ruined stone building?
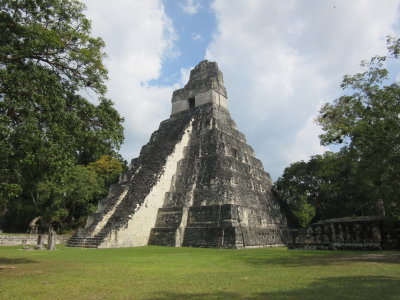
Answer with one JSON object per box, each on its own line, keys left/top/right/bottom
{"left": 67, "top": 60, "right": 290, "bottom": 248}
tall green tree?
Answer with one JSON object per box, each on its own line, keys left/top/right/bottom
{"left": 0, "top": 0, "right": 124, "bottom": 231}
{"left": 317, "top": 37, "right": 400, "bottom": 219}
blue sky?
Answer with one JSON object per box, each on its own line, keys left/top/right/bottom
{"left": 83, "top": 0, "right": 400, "bottom": 180}
{"left": 151, "top": 0, "right": 216, "bottom": 85}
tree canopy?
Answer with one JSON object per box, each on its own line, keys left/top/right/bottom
{"left": 0, "top": 0, "right": 125, "bottom": 232}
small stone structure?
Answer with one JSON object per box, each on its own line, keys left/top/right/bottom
{"left": 289, "top": 216, "right": 400, "bottom": 250}
{"left": 170, "top": 61, "right": 228, "bottom": 114}
{"left": 67, "top": 60, "right": 291, "bottom": 249}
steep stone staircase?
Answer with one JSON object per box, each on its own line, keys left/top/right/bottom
{"left": 66, "top": 229, "right": 108, "bottom": 248}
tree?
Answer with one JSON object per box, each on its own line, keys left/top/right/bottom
{"left": 36, "top": 165, "right": 106, "bottom": 230}
{"left": 0, "top": 0, "right": 124, "bottom": 231}
{"left": 317, "top": 37, "right": 400, "bottom": 219}
{"left": 290, "top": 193, "right": 315, "bottom": 228}
{"left": 11, "top": 155, "right": 125, "bottom": 232}
{"left": 87, "top": 155, "right": 125, "bottom": 185}
{"left": 275, "top": 151, "right": 368, "bottom": 226}
{"left": 1, "top": 0, "right": 107, "bottom": 93}
{"left": 274, "top": 159, "right": 319, "bottom": 225}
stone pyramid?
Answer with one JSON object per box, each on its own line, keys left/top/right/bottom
{"left": 67, "top": 60, "right": 290, "bottom": 249}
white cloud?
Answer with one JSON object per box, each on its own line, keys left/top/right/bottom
{"left": 181, "top": 0, "right": 202, "bottom": 15}
{"left": 207, "top": 0, "right": 400, "bottom": 179}
{"left": 178, "top": 67, "right": 192, "bottom": 87}
{"left": 283, "top": 112, "right": 327, "bottom": 163}
{"left": 192, "top": 33, "right": 202, "bottom": 41}
{"left": 83, "top": 0, "right": 179, "bottom": 162}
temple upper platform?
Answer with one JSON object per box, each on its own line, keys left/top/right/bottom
{"left": 171, "top": 60, "right": 228, "bottom": 115}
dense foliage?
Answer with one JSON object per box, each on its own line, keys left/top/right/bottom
{"left": 276, "top": 151, "right": 364, "bottom": 227}
{"left": 33, "top": 159, "right": 126, "bottom": 230}
{"left": 0, "top": 0, "right": 125, "bottom": 232}
{"left": 276, "top": 37, "right": 400, "bottom": 226}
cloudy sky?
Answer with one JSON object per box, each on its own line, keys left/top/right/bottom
{"left": 83, "top": 0, "right": 400, "bottom": 180}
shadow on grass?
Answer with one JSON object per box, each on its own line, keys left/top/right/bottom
{"left": 237, "top": 252, "right": 400, "bottom": 268}
{"left": 145, "top": 276, "right": 399, "bottom": 300}
{"left": 0, "top": 257, "right": 38, "bottom": 265}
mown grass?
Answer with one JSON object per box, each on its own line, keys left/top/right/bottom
{"left": 0, "top": 245, "right": 399, "bottom": 299}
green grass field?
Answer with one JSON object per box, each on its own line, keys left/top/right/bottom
{"left": 0, "top": 245, "right": 399, "bottom": 299}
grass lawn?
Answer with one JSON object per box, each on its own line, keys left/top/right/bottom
{"left": 0, "top": 245, "right": 399, "bottom": 299}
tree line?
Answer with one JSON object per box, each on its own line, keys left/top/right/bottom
{"left": 275, "top": 37, "right": 400, "bottom": 227}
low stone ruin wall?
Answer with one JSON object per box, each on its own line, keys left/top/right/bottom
{"left": 289, "top": 216, "right": 400, "bottom": 250}
{"left": 0, "top": 234, "right": 71, "bottom": 246}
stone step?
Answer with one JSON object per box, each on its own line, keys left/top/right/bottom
{"left": 68, "top": 235, "right": 107, "bottom": 240}
{"left": 68, "top": 237, "right": 103, "bottom": 242}
{"left": 66, "top": 244, "right": 99, "bottom": 248}
{"left": 66, "top": 243, "right": 99, "bottom": 247}
{"left": 66, "top": 234, "right": 107, "bottom": 248}
{"left": 67, "top": 239, "right": 104, "bottom": 244}
{"left": 67, "top": 240, "right": 102, "bottom": 245}
{"left": 66, "top": 244, "right": 100, "bottom": 248}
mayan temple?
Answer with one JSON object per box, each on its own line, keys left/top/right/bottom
{"left": 67, "top": 60, "right": 291, "bottom": 249}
